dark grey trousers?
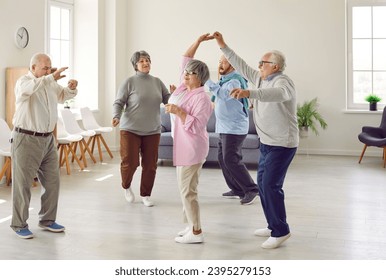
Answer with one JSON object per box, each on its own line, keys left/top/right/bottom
{"left": 218, "top": 133, "right": 259, "bottom": 196}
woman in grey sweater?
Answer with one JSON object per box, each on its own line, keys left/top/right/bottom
{"left": 112, "top": 51, "right": 171, "bottom": 207}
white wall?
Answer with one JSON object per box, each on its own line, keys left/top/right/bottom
{"left": 1, "top": 0, "right": 384, "bottom": 167}
{"left": 0, "top": 0, "right": 46, "bottom": 119}
{"left": 73, "top": 0, "right": 99, "bottom": 110}
{"left": 120, "top": 0, "right": 383, "bottom": 156}
{"left": 0, "top": 0, "right": 46, "bottom": 182}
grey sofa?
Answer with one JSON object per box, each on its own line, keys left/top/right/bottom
{"left": 159, "top": 107, "right": 260, "bottom": 165}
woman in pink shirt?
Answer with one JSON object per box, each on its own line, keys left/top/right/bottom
{"left": 165, "top": 34, "right": 213, "bottom": 244}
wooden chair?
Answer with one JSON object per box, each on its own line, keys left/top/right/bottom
{"left": 80, "top": 107, "right": 113, "bottom": 162}
{"left": 0, "top": 118, "right": 12, "bottom": 186}
{"left": 60, "top": 109, "right": 97, "bottom": 167}
{"left": 57, "top": 118, "right": 85, "bottom": 175}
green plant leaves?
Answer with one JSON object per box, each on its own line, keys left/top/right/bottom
{"left": 297, "top": 97, "right": 327, "bottom": 136}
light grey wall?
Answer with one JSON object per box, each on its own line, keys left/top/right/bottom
{"left": 121, "top": 0, "right": 383, "bottom": 156}
{"left": 0, "top": 0, "right": 46, "bottom": 118}
{"left": 0, "top": 0, "right": 383, "bottom": 161}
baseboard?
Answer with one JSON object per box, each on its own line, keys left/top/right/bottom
{"left": 296, "top": 148, "right": 383, "bottom": 157}
{"left": 109, "top": 145, "right": 383, "bottom": 158}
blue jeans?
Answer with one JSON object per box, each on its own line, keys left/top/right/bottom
{"left": 258, "top": 143, "right": 297, "bottom": 237}
{"left": 218, "top": 134, "right": 258, "bottom": 197}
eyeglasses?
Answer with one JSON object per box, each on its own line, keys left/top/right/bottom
{"left": 184, "top": 70, "right": 197, "bottom": 75}
{"left": 258, "top": 61, "right": 275, "bottom": 67}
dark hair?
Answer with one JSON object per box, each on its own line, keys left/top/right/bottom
{"left": 130, "top": 50, "right": 151, "bottom": 71}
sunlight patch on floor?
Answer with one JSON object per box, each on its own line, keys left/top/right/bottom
{"left": 0, "top": 207, "right": 33, "bottom": 224}
{"left": 95, "top": 174, "right": 114, "bottom": 181}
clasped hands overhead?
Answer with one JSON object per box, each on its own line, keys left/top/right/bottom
{"left": 195, "top": 32, "right": 251, "bottom": 100}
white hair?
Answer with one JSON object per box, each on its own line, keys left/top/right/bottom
{"left": 29, "top": 53, "right": 51, "bottom": 69}
{"left": 269, "top": 50, "right": 286, "bottom": 71}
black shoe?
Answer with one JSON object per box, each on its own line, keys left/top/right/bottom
{"left": 240, "top": 192, "right": 259, "bottom": 205}
{"left": 222, "top": 190, "right": 242, "bottom": 199}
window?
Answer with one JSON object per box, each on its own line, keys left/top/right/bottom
{"left": 47, "top": 0, "right": 73, "bottom": 89}
{"left": 347, "top": 0, "right": 386, "bottom": 110}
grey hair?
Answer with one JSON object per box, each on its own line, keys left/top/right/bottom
{"left": 130, "top": 50, "right": 151, "bottom": 71}
{"left": 185, "top": 59, "right": 210, "bottom": 86}
{"left": 269, "top": 50, "right": 286, "bottom": 71}
{"left": 30, "top": 53, "right": 50, "bottom": 69}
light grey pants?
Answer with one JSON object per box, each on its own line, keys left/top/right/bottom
{"left": 10, "top": 131, "right": 60, "bottom": 231}
{"left": 176, "top": 162, "right": 204, "bottom": 231}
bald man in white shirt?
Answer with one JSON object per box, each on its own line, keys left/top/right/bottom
{"left": 10, "top": 53, "right": 78, "bottom": 239}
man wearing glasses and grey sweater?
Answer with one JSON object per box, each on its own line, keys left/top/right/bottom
{"left": 211, "top": 31, "right": 298, "bottom": 249}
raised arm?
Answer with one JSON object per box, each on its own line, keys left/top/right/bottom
{"left": 184, "top": 33, "right": 214, "bottom": 58}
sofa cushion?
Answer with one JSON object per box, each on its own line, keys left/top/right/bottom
{"left": 160, "top": 107, "right": 171, "bottom": 132}
{"left": 159, "top": 132, "right": 173, "bottom": 146}
{"left": 243, "top": 134, "right": 260, "bottom": 149}
{"left": 208, "top": 133, "right": 259, "bottom": 149}
{"left": 248, "top": 111, "right": 257, "bottom": 134}
{"left": 208, "top": 132, "right": 219, "bottom": 147}
{"left": 206, "top": 111, "right": 216, "bottom": 132}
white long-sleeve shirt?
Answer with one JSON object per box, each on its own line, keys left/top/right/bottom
{"left": 13, "top": 71, "right": 77, "bottom": 133}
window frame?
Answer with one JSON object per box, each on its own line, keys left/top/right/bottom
{"left": 46, "top": 0, "right": 74, "bottom": 85}
{"left": 346, "top": 0, "right": 386, "bottom": 110}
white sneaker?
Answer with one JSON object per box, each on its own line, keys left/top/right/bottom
{"left": 124, "top": 188, "right": 135, "bottom": 203}
{"left": 254, "top": 228, "right": 272, "bottom": 237}
{"left": 177, "top": 226, "right": 190, "bottom": 237}
{"left": 175, "top": 231, "right": 204, "bottom": 244}
{"left": 261, "top": 233, "right": 291, "bottom": 249}
{"left": 141, "top": 196, "right": 154, "bottom": 207}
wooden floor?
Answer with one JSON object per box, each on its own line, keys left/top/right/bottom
{"left": 0, "top": 152, "right": 386, "bottom": 260}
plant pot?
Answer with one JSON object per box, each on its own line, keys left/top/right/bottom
{"left": 299, "top": 126, "right": 309, "bottom": 138}
{"left": 369, "top": 102, "right": 377, "bottom": 111}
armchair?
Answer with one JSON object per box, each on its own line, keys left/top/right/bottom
{"left": 358, "top": 106, "right": 386, "bottom": 167}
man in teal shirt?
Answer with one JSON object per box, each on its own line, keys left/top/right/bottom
{"left": 206, "top": 55, "right": 259, "bottom": 205}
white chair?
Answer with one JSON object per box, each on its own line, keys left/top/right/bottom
{"left": 80, "top": 107, "right": 114, "bottom": 162}
{"left": 56, "top": 118, "right": 84, "bottom": 175}
{"left": 0, "top": 118, "right": 12, "bottom": 186}
{"left": 60, "top": 109, "right": 97, "bottom": 167}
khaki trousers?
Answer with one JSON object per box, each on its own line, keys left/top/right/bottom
{"left": 11, "top": 132, "right": 60, "bottom": 231}
{"left": 176, "top": 162, "right": 204, "bottom": 231}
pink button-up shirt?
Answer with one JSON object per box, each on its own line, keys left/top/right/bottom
{"left": 169, "top": 56, "right": 213, "bottom": 166}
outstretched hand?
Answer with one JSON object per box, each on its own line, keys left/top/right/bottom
{"left": 230, "top": 88, "right": 250, "bottom": 99}
{"left": 52, "top": 67, "right": 68, "bottom": 81}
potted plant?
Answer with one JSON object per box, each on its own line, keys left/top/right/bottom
{"left": 297, "top": 97, "right": 327, "bottom": 138}
{"left": 365, "top": 94, "right": 382, "bottom": 111}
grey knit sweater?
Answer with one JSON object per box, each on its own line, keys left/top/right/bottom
{"left": 113, "top": 72, "right": 170, "bottom": 135}
{"left": 221, "top": 46, "right": 299, "bottom": 148}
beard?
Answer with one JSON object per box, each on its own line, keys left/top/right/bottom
{"left": 219, "top": 65, "right": 233, "bottom": 75}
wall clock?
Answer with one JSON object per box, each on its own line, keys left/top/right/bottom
{"left": 15, "top": 27, "right": 29, "bottom": 49}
